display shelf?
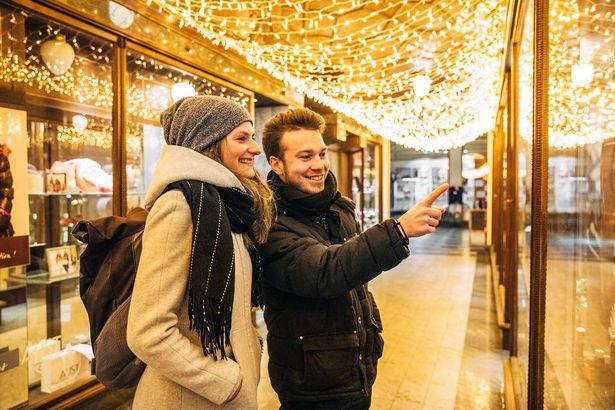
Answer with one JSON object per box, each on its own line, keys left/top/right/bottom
{"left": 28, "top": 192, "right": 113, "bottom": 197}
{"left": 27, "top": 375, "right": 102, "bottom": 410}
{"left": 6, "top": 271, "right": 80, "bottom": 286}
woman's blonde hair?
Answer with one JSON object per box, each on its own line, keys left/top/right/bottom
{"left": 202, "top": 141, "right": 275, "bottom": 244}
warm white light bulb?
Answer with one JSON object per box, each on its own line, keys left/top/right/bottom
{"left": 171, "top": 82, "right": 196, "bottom": 102}
{"left": 72, "top": 114, "right": 88, "bottom": 132}
{"left": 413, "top": 75, "right": 431, "bottom": 97}
{"left": 571, "top": 63, "right": 594, "bottom": 87}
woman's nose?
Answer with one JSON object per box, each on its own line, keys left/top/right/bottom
{"left": 249, "top": 139, "right": 262, "bottom": 155}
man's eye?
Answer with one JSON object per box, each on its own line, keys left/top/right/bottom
{"left": 301, "top": 155, "right": 311, "bottom": 160}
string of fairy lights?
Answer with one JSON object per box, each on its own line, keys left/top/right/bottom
{"left": 518, "top": 0, "right": 614, "bottom": 149}
{"left": 145, "top": 0, "right": 508, "bottom": 150}
{"left": 1, "top": 2, "right": 613, "bottom": 150}
{"left": 0, "top": 9, "right": 250, "bottom": 136}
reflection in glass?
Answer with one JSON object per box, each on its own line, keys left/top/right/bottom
{"left": 543, "top": 0, "right": 614, "bottom": 407}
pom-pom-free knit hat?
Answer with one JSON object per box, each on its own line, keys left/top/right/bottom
{"left": 160, "top": 95, "right": 253, "bottom": 152}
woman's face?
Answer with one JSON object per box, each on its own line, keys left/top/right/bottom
{"left": 220, "top": 121, "right": 262, "bottom": 178}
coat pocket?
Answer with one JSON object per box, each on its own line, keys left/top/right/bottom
{"left": 300, "top": 333, "right": 359, "bottom": 392}
{"left": 371, "top": 318, "right": 384, "bottom": 360}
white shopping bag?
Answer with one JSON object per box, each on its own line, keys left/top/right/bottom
{"left": 27, "top": 339, "right": 61, "bottom": 385}
{"left": 40, "top": 349, "right": 89, "bottom": 393}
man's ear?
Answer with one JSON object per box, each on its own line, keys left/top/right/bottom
{"left": 269, "top": 156, "right": 284, "bottom": 176}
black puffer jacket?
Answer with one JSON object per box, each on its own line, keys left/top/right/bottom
{"left": 261, "top": 195, "right": 409, "bottom": 402}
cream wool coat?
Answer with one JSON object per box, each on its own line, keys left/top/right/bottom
{"left": 127, "top": 145, "right": 261, "bottom": 409}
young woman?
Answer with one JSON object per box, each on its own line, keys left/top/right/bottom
{"left": 127, "top": 96, "right": 273, "bottom": 409}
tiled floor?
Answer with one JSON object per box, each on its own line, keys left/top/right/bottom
{"left": 258, "top": 228, "right": 506, "bottom": 409}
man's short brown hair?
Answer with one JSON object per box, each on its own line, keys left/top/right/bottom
{"left": 262, "top": 108, "right": 326, "bottom": 160}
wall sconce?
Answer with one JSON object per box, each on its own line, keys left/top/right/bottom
{"left": 40, "top": 34, "right": 75, "bottom": 76}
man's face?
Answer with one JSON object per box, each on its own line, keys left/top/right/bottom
{"left": 270, "top": 129, "right": 330, "bottom": 194}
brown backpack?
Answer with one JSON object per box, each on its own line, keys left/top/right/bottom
{"left": 72, "top": 183, "right": 185, "bottom": 389}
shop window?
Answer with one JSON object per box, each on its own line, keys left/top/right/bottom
{"left": 0, "top": 4, "right": 114, "bottom": 406}
{"left": 125, "top": 50, "right": 251, "bottom": 210}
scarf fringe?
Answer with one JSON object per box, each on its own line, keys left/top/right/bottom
{"left": 189, "top": 291, "right": 233, "bottom": 361}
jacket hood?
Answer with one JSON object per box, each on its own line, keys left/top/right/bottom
{"left": 144, "top": 145, "right": 244, "bottom": 210}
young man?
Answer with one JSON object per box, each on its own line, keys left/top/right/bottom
{"left": 261, "top": 108, "right": 447, "bottom": 410}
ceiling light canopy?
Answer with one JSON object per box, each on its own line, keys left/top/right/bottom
{"left": 146, "top": 0, "right": 508, "bottom": 151}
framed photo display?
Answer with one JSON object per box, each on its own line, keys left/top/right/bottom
{"left": 45, "top": 245, "right": 79, "bottom": 277}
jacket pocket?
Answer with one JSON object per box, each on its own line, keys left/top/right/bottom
{"left": 300, "top": 333, "right": 359, "bottom": 392}
{"left": 371, "top": 318, "right": 384, "bottom": 360}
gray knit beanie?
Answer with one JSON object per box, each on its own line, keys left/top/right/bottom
{"left": 160, "top": 95, "right": 253, "bottom": 152}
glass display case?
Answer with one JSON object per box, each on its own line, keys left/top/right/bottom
{"left": 0, "top": 5, "right": 115, "bottom": 404}
{"left": 350, "top": 140, "right": 383, "bottom": 230}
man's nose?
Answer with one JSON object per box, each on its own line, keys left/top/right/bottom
{"left": 311, "top": 156, "right": 325, "bottom": 170}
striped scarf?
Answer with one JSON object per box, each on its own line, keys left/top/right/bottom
{"left": 171, "top": 180, "right": 260, "bottom": 360}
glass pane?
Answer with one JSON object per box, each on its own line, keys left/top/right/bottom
{"left": 544, "top": 0, "right": 615, "bottom": 407}
{"left": 125, "top": 50, "right": 252, "bottom": 210}
{"left": 363, "top": 143, "right": 379, "bottom": 229}
{"left": 0, "top": 4, "right": 113, "bottom": 401}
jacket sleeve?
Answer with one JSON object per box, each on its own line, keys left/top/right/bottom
{"left": 127, "top": 191, "right": 241, "bottom": 405}
{"left": 262, "top": 218, "right": 409, "bottom": 299}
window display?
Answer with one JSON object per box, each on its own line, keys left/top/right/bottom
{"left": 0, "top": 4, "right": 113, "bottom": 405}
{"left": 505, "top": 0, "right": 615, "bottom": 407}
{"left": 125, "top": 49, "right": 252, "bottom": 211}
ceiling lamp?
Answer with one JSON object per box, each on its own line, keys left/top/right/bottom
{"left": 412, "top": 75, "right": 432, "bottom": 97}
{"left": 109, "top": 1, "right": 135, "bottom": 29}
{"left": 171, "top": 82, "right": 196, "bottom": 102}
{"left": 571, "top": 63, "right": 594, "bottom": 87}
{"left": 40, "top": 34, "right": 75, "bottom": 76}
{"left": 71, "top": 114, "right": 88, "bottom": 132}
